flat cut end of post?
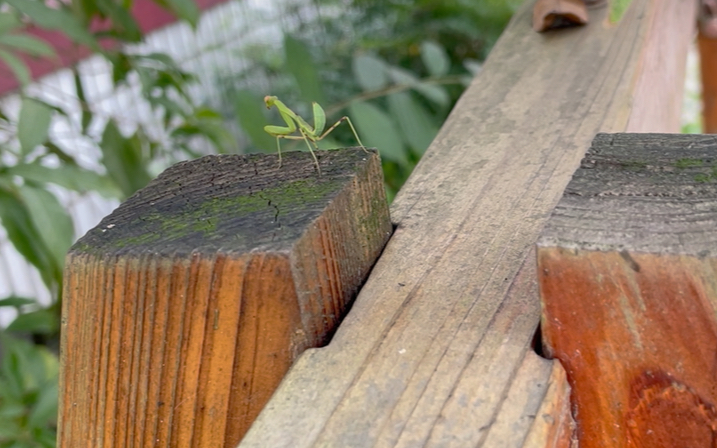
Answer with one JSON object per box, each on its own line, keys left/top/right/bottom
{"left": 70, "top": 148, "right": 384, "bottom": 257}
{"left": 538, "top": 133, "right": 717, "bottom": 256}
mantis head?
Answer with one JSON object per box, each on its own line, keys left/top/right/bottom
{"left": 264, "top": 95, "right": 278, "bottom": 109}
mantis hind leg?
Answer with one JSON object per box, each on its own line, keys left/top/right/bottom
{"left": 300, "top": 130, "right": 322, "bottom": 175}
{"left": 344, "top": 116, "right": 368, "bottom": 153}
{"left": 319, "top": 117, "right": 368, "bottom": 153}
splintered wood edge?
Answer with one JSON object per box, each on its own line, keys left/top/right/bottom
{"left": 522, "top": 360, "right": 576, "bottom": 448}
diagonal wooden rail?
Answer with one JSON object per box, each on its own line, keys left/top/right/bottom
{"left": 238, "top": 0, "right": 697, "bottom": 446}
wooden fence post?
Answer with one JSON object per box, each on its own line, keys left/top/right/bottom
{"left": 538, "top": 133, "right": 717, "bottom": 447}
{"left": 58, "top": 149, "right": 391, "bottom": 447}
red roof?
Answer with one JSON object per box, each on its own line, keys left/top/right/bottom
{"left": 0, "top": 0, "right": 227, "bottom": 94}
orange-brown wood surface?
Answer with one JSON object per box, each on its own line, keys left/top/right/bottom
{"left": 58, "top": 149, "right": 391, "bottom": 447}
{"left": 538, "top": 133, "right": 717, "bottom": 447}
{"left": 699, "top": 31, "right": 717, "bottom": 133}
{"left": 539, "top": 250, "right": 717, "bottom": 446}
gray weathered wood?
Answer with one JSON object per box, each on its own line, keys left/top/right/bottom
{"left": 239, "top": 0, "right": 696, "bottom": 446}
{"left": 541, "top": 133, "right": 717, "bottom": 254}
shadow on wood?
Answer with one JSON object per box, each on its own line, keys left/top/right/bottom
{"left": 538, "top": 133, "right": 717, "bottom": 447}
{"left": 58, "top": 149, "right": 391, "bottom": 447}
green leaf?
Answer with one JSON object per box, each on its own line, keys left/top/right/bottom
{"left": 283, "top": 34, "right": 325, "bottom": 104}
{"left": 95, "top": 0, "right": 142, "bottom": 42}
{"left": 420, "top": 41, "right": 450, "bottom": 77}
{"left": 387, "top": 66, "right": 450, "bottom": 106}
{"left": 148, "top": 95, "right": 189, "bottom": 119}
{"left": 17, "top": 184, "right": 74, "bottom": 271}
{"left": 18, "top": 98, "right": 53, "bottom": 155}
{"left": 0, "top": 34, "right": 54, "bottom": 57}
{"left": 171, "top": 111, "right": 234, "bottom": 153}
{"left": 348, "top": 101, "right": 406, "bottom": 165}
{"left": 100, "top": 121, "right": 153, "bottom": 198}
{"left": 0, "top": 12, "right": 22, "bottom": 34}
{"left": 73, "top": 0, "right": 101, "bottom": 23}
{"left": 0, "top": 333, "right": 59, "bottom": 405}
{"left": 6, "top": 309, "right": 59, "bottom": 334}
{"left": 162, "top": 0, "right": 200, "bottom": 26}
{"left": 0, "top": 49, "right": 29, "bottom": 85}
{"left": 44, "top": 141, "right": 77, "bottom": 165}
{"left": 74, "top": 71, "right": 92, "bottom": 133}
{"left": 108, "top": 52, "right": 132, "bottom": 85}
{"left": 0, "top": 297, "right": 37, "bottom": 308}
{"left": 352, "top": 53, "right": 388, "bottom": 92}
{"left": 5, "top": 0, "right": 99, "bottom": 50}
{"left": 0, "top": 187, "right": 57, "bottom": 287}
{"left": 7, "top": 163, "right": 121, "bottom": 198}
{"left": 387, "top": 92, "right": 438, "bottom": 155}
{"left": 27, "top": 380, "right": 57, "bottom": 428}
{"left": 234, "top": 89, "right": 275, "bottom": 152}
{"left": 609, "top": 0, "right": 633, "bottom": 23}
{"left": 463, "top": 58, "right": 482, "bottom": 76}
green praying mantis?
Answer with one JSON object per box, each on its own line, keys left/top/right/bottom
{"left": 263, "top": 95, "right": 367, "bottom": 173}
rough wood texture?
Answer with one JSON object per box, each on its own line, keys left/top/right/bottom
{"left": 523, "top": 360, "right": 576, "bottom": 448}
{"left": 58, "top": 149, "right": 391, "bottom": 447}
{"left": 239, "top": 1, "right": 695, "bottom": 447}
{"left": 538, "top": 133, "right": 717, "bottom": 447}
{"left": 699, "top": 31, "right": 717, "bottom": 133}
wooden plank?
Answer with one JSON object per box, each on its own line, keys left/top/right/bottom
{"left": 698, "top": 31, "right": 717, "bottom": 133}
{"left": 522, "top": 360, "right": 576, "bottom": 448}
{"left": 239, "top": 1, "right": 696, "bottom": 446}
{"left": 481, "top": 352, "right": 562, "bottom": 447}
{"left": 538, "top": 133, "right": 717, "bottom": 447}
{"left": 58, "top": 149, "right": 391, "bottom": 448}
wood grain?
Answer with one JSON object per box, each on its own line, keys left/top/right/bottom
{"left": 239, "top": 1, "right": 696, "bottom": 447}
{"left": 523, "top": 360, "right": 576, "bottom": 448}
{"left": 58, "top": 149, "right": 391, "bottom": 447}
{"left": 538, "top": 133, "right": 717, "bottom": 447}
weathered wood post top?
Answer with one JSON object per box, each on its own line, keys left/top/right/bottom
{"left": 59, "top": 149, "right": 392, "bottom": 447}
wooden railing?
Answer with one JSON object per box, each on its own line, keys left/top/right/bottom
{"left": 59, "top": 0, "right": 715, "bottom": 446}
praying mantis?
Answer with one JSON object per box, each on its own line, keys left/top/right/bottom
{"left": 263, "top": 95, "right": 367, "bottom": 173}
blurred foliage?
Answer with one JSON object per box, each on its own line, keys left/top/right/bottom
{"left": 0, "top": 0, "right": 517, "bottom": 445}
{"left": 0, "top": 0, "right": 227, "bottom": 445}
{"left": 221, "top": 0, "right": 519, "bottom": 200}
{"left": 0, "top": 330, "right": 58, "bottom": 448}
